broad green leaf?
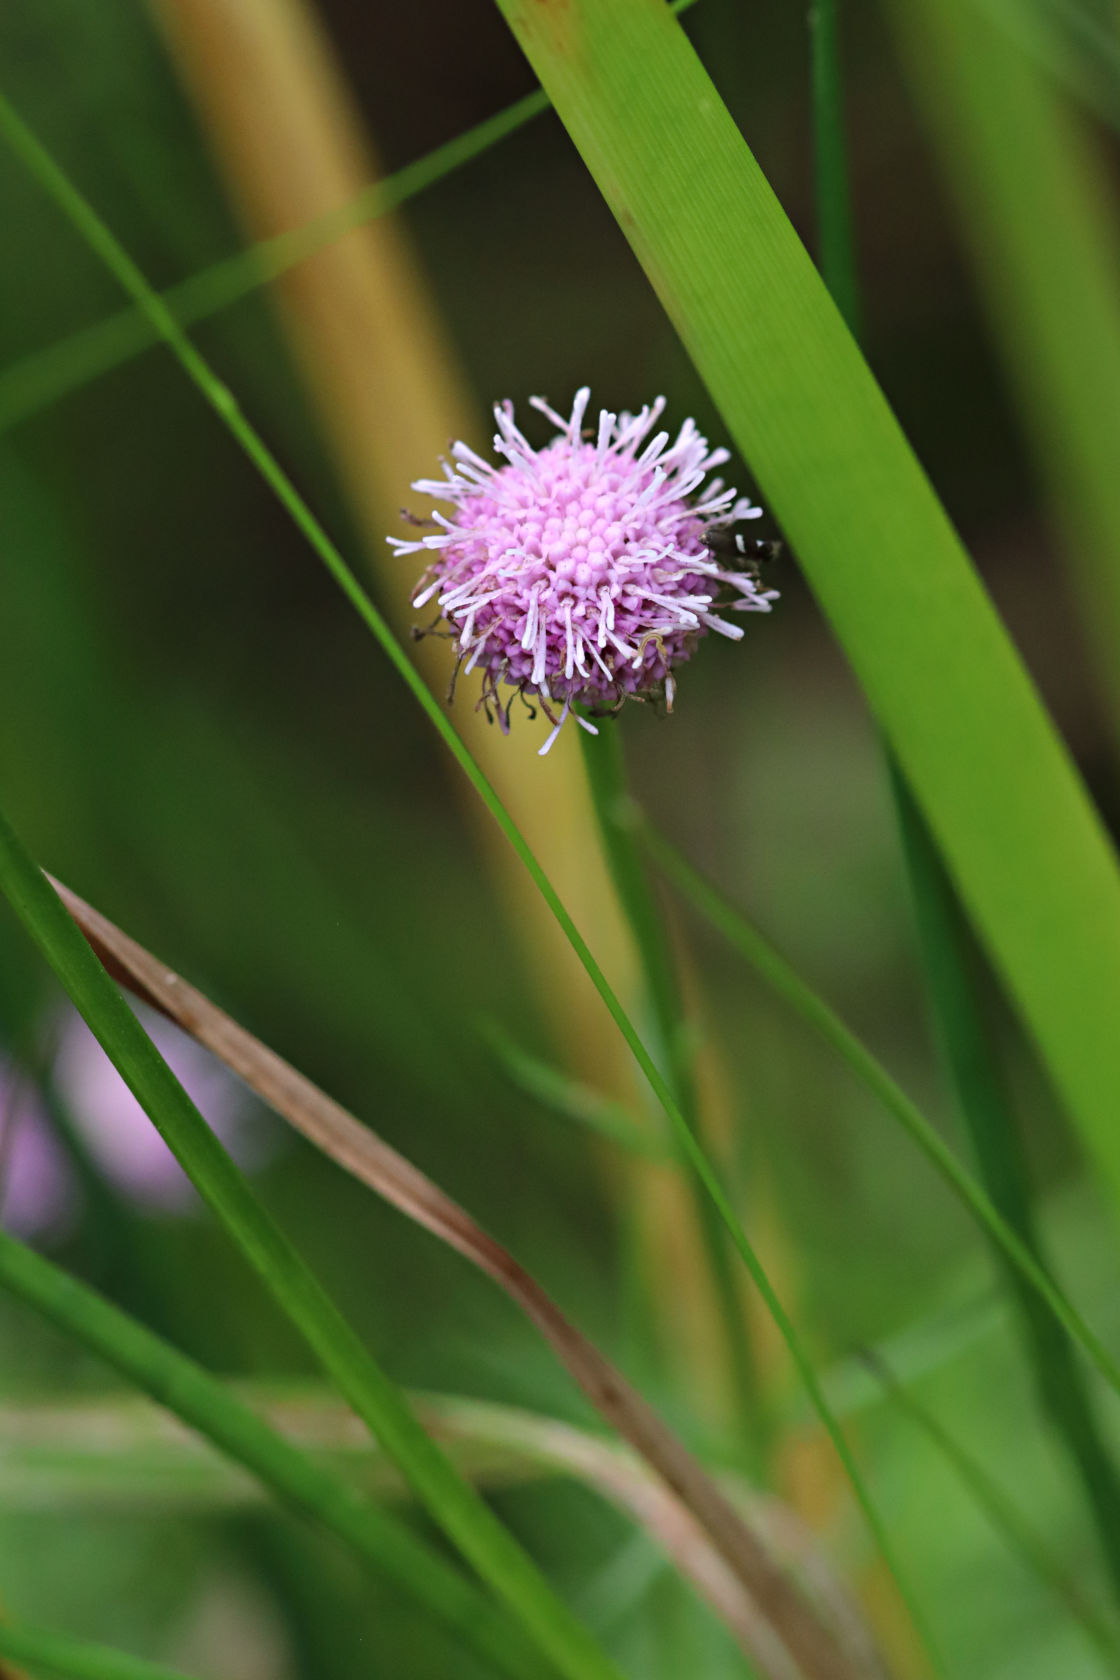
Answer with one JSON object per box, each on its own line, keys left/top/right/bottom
{"left": 809, "top": 0, "right": 1120, "bottom": 1608}
{"left": 490, "top": 0, "right": 1120, "bottom": 1232}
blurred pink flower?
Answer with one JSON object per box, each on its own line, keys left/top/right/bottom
{"left": 0, "top": 1005, "right": 278, "bottom": 1235}
{"left": 0, "top": 1064, "right": 76, "bottom": 1239}
{"left": 53, "top": 1005, "right": 276, "bottom": 1211}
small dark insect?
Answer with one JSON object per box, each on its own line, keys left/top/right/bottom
{"left": 702, "top": 521, "right": 782, "bottom": 566}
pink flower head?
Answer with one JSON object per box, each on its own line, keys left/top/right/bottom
{"left": 53, "top": 1006, "right": 276, "bottom": 1213}
{"left": 389, "top": 389, "right": 778, "bottom": 754}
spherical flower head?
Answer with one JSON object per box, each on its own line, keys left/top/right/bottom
{"left": 388, "top": 388, "right": 778, "bottom": 754}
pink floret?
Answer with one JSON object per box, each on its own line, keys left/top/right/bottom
{"left": 388, "top": 388, "right": 778, "bottom": 754}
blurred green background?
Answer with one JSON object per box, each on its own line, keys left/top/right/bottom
{"left": 2, "top": 0, "right": 1120, "bottom": 1675}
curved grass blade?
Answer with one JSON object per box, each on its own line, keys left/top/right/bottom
{"left": 860, "top": 1349, "right": 1120, "bottom": 1671}
{"left": 0, "top": 1226, "right": 539, "bottom": 1680}
{"left": 0, "top": 92, "right": 912, "bottom": 1672}
{"left": 477, "top": 1016, "right": 669, "bottom": 1159}
{"left": 51, "top": 872, "right": 871, "bottom": 1680}
{"left": 0, "top": 809, "right": 624, "bottom": 1680}
{"left": 0, "top": 1386, "right": 878, "bottom": 1680}
{"left": 642, "top": 823, "right": 1120, "bottom": 1402}
{"left": 0, "top": 1623, "right": 203, "bottom": 1680}
{"left": 489, "top": 0, "right": 1120, "bottom": 1241}
{"left": 809, "top": 0, "right": 1120, "bottom": 1612}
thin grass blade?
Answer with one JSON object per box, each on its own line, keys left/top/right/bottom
{"left": 579, "top": 726, "right": 765, "bottom": 1466}
{"left": 641, "top": 823, "right": 1120, "bottom": 1403}
{"left": 861, "top": 1349, "right": 1120, "bottom": 1671}
{"left": 0, "top": 1623, "right": 204, "bottom": 1680}
{"left": 478, "top": 1016, "right": 668, "bottom": 1159}
{"left": 0, "top": 91, "right": 544, "bottom": 431}
{"left": 0, "top": 0, "right": 694, "bottom": 434}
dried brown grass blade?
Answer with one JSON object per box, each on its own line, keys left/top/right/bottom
{"left": 51, "top": 874, "right": 881, "bottom": 1680}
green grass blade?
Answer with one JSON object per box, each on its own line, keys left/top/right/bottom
{"left": 0, "top": 805, "right": 624, "bottom": 1680}
{"left": 892, "top": 762, "right": 1120, "bottom": 1603}
{"left": 579, "top": 725, "right": 766, "bottom": 1468}
{"left": 0, "top": 93, "right": 919, "bottom": 1655}
{"left": 477, "top": 1016, "right": 669, "bottom": 1159}
{"left": 884, "top": 0, "right": 1120, "bottom": 734}
{"left": 0, "top": 1226, "right": 539, "bottom": 1680}
{"left": 808, "top": 0, "right": 862, "bottom": 340}
{"left": 0, "top": 1623, "right": 209, "bottom": 1680}
{"left": 0, "top": 91, "right": 543, "bottom": 432}
{"left": 861, "top": 1349, "right": 1120, "bottom": 1671}
{"left": 489, "top": 0, "right": 1120, "bottom": 1235}
{"left": 983, "top": 0, "right": 1120, "bottom": 136}
{"left": 642, "top": 822, "right": 1120, "bottom": 1403}
{"left": 808, "top": 0, "right": 1120, "bottom": 1612}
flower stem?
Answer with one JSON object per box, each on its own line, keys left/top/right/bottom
{"left": 579, "top": 722, "right": 767, "bottom": 1473}
{"left": 810, "top": 0, "right": 1120, "bottom": 1612}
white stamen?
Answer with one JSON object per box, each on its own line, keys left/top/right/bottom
{"left": 567, "top": 387, "right": 591, "bottom": 441}
{"left": 538, "top": 697, "right": 571, "bottom": 756}
{"left": 528, "top": 394, "right": 569, "bottom": 432}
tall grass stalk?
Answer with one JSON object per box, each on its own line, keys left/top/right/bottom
{"left": 808, "top": 0, "right": 1120, "bottom": 1604}
{"left": 0, "top": 801, "right": 625, "bottom": 1680}
{"left": 0, "top": 92, "right": 922, "bottom": 1651}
